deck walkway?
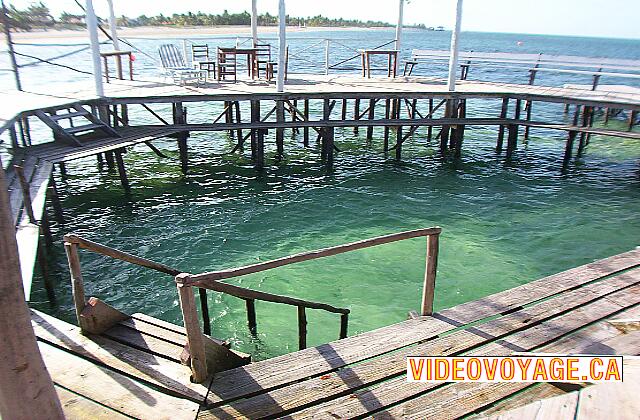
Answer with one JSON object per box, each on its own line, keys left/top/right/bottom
{"left": 32, "top": 248, "right": 640, "bottom": 419}
{"left": 2, "top": 75, "right": 640, "bottom": 130}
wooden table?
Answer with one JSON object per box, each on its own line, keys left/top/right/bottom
{"left": 219, "top": 48, "right": 258, "bottom": 77}
{"left": 360, "top": 49, "right": 398, "bottom": 78}
{"left": 100, "top": 50, "right": 133, "bottom": 83}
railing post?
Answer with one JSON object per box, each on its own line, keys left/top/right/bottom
{"left": 297, "top": 306, "right": 307, "bottom": 350}
{"left": 198, "top": 288, "right": 211, "bottom": 336}
{"left": 175, "top": 273, "right": 209, "bottom": 383}
{"left": 340, "top": 312, "right": 349, "bottom": 339}
{"left": 246, "top": 298, "right": 257, "bottom": 336}
{"left": 421, "top": 230, "right": 440, "bottom": 316}
{"left": 64, "top": 241, "right": 87, "bottom": 329}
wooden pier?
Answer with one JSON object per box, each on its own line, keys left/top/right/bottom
{"left": 0, "top": 73, "right": 638, "bottom": 304}
{"left": 29, "top": 245, "right": 640, "bottom": 419}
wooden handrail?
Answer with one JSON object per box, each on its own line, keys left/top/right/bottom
{"left": 177, "top": 274, "right": 350, "bottom": 314}
{"left": 63, "top": 234, "right": 180, "bottom": 276}
{"left": 185, "top": 227, "right": 442, "bottom": 284}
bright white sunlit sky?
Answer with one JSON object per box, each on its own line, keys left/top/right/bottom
{"left": 7, "top": 0, "right": 640, "bottom": 39}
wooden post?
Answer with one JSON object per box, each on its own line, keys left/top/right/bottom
{"left": 629, "top": 110, "right": 637, "bottom": 131}
{"left": 420, "top": 232, "right": 440, "bottom": 316}
{"left": 198, "top": 288, "right": 211, "bottom": 336}
{"left": 341, "top": 98, "right": 348, "bottom": 121}
{"left": 64, "top": 242, "right": 86, "bottom": 329}
{"left": 276, "top": 100, "right": 285, "bottom": 157}
{"left": 104, "top": 151, "right": 116, "bottom": 171}
{"left": 175, "top": 274, "right": 209, "bottom": 383}
{"left": 322, "top": 99, "right": 335, "bottom": 166}
{"left": 297, "top": 306, "right": 307, "bottom": 350}
{"left": 0, "top": 160, "right": 63, "bottom": 419}
{"left": 245, "top": 299, "right": 257, "bottom": 336}
{"left": 303, "top": 99, "right": 310, "bottom": 146}
{"left": 577, "top": 106, "right": 591, "bottom": 157}
{"left": 234, "top": 101, "right": 243, "bottom": 144}
{"left": 250, "top": 100, "right": 260, "bottom": 161}
{"left": 366, "top": 98, "right": 376, "bottom": 141}
{"left": 563, "top": 105, "right": 582, "bottom": 167}
{"left": 506, "top": 124, "right": 518, "bottom": 160}
{"left": 174, "top": 102, "right": 189, "bottom": 174}
{"left": 523, "top": 100, "right": 533, "bottom": 142}
{"left": 454, "top": 99, "right": 466, "bottom": 158}
{"left": 428, "top": 98, "right": 433, "bottom": 142}
{"left": 384, "top": 99, "right": 391, "bottom": 151}
{"left": 114, "top": 148, "right": 130, "bottom": 193}
{"left": 496, "top": 97, "right": 509, "bottom": 152}
{"left": 340, "top": 313, "right": 349, "bottom": 339}
{"left": 353, "top": 98, "right": 360, "bottom": 135}
{"left": 256, "top": 129, "right": 266, "bottom": 170}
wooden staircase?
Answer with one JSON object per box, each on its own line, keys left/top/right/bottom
{"left": 34, "top": 105, "right": 121, "bottom": 146}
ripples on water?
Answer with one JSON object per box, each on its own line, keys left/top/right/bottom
{"left": 3, "top": 29, "right": 638, "bottom": 359}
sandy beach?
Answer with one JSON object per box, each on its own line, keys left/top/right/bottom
{"left": 4, "top": 25, "right": 394, "bottom": 42}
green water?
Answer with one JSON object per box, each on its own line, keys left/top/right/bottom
{"left": 29, "top": 108, "right": 640, "bottom": 360}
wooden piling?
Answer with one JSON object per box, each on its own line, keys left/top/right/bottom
{"left": 384, "top": 99, "right": 391, "bottom": 151}
{"left": 629, "top": 110, "right": 637, "bottom": 131}
{"left": 453, "top": 99, "right": 466, "bottom": 158}
{"left": 353, "top": 98, "right": 360, "bottom": 135}
{"left": 506, "top": 124, "right": 518, "bottom": 160}
{"left": 496, "top": 97, "right": 509, "bottom": 153}
{"left": 246, "top": 299, "right": 257, "bottom": 336}
{"left": 250, "top": 100, "right": 260, "bottom": 162}
{"left": 577, "top": 106, "right": 591, "bottom": 157}
{"left": 276, "top": 100, "right": 285, "bottom": 157}
{"left": 303, "top": 99, "right": 310, "bottom": 146}
{"left": 114, "top": 149, "right": 131, "bottom": 193}
{"left": 428, "top": 98, "right": 433, "bottom": 142}
{"left": 255, "top": 129, "right": 266, "bottom": 170}
{"left": 48, "top": 178, "right": 64, "bottom": 224}
{"left": 366, "top": 98, "right": 376, "bottom": 142}
{"left": 104, "top": 151, "right": 116, "bottom": 171}
{"left": 523, "top": 100, "right": 533, "bottom": 142}
{"left": 341, "top": 98, "right": 347, "bottom": 121}
{"left": 234, "top": 101, "right": 243, "bottom": 146}
{"left": 563, "top": 105, "right": 582, "bottom": 167}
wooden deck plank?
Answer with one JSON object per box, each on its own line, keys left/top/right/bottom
{"left": 39, "top": 341, "right": 200, "bottom": 420}
{"left": 372, "top": 303, "right": 640, "bottom": 420}
{"left": 468, "top": 384, "right": 575, "bottom": 419}
{"left": 202, "top": 251, "right": 640, "bottom": 406}
{"left": 55, "top": 385, "right": 131, "bottom": 420}
{"left": 201, "top": 268, "right": 640, "bottom": 418}
{"left": 31, "top": 310, "right": 209, "bottom": 403}
{"left": 101, "top": 323, "right": 185, "bottom": 363}
{"left": 478, "top": 392, "right": 580, "bottom": 420}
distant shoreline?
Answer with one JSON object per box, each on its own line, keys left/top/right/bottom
{"left": 3, "top": 25, "right": 404, "bottom": 42}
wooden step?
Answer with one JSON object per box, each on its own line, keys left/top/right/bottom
{"left": 66, "top": 123, "right": 107, "bottom": 134}
{"left": 50, "top": 110, "right": 90, "bottom": 121}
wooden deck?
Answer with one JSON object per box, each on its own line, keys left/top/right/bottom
{"left": 32, "top": 248, "right": 640, "bottom": 419}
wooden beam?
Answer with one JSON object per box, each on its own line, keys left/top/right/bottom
{"left": 298, "top": 306, "right": 307, "bottom": 350}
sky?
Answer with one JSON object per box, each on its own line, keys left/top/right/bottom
{"left": 8, "top": 0, "right": 640, "bottom": 39}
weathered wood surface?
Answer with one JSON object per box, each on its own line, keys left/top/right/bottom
{"left": 55, "top": 385, "right": 131, "bottom": 420}
{"left": 200, "top": 250, "right": 640, "bottom": 415}
{"left": 205, "top": 269, "right": 640, "bottom": 419}
{"left": 480, "top": 358, "right": 640, "bottom": 420}
{"left": 39, "top": 341, "right": 199, "bottom": 420}
{"left": 31, "top": 309, "right": 209, "bottom": 402}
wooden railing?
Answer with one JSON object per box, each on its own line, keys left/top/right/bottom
{"left": 64, "top": 227, "right": 441, "bottom": 382}
{"left": 176, "top": 226, "right": 441, "bottom": 381}
{"left": 62, "top": 233, "right": 351, "bottom": 378}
